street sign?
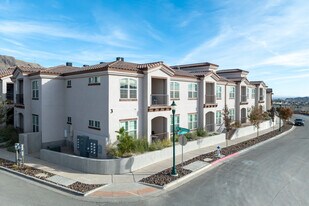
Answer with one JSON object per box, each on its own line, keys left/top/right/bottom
{"left": 178, "top": 135, "right": 187, "bottom": 146}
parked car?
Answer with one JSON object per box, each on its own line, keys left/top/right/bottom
{"left": 294, "top": 119, "right": 305, "bottom": 126}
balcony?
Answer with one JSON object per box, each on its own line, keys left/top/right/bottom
{"left": 259, "top": 95, "right": 265, "bottom": 103}
{"left": 148, "top": 94, "right": 171, "bottom": 112}
{"left": 15, "top": 94, "right": 24, "bottom": 108}
{"left": 204, "top": 95, "right": 217, "bottom": 108}
{"left": 240, "top": 95, "right": 248, "bottom": 105}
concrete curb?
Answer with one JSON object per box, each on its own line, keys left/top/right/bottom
{"left": 163, "top": 126, "right": 295, "bottom": 191}
{"left": 0, "top": 166, "right": 101, "bottom": 196}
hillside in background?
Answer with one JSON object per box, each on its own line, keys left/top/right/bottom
{"left": 0, "top": 55, "right": 41, "bottom": 69}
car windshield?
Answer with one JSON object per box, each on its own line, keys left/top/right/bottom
{"left": 295, "top": 119, "right": 303, "bottom": 122}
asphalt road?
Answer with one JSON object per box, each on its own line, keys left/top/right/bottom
{"left": 0, "top": 115, "right": 308, "bottom": 206}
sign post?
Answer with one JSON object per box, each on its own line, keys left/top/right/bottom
{"left": 178, "top": 135, "right": 187, "bottom": 167}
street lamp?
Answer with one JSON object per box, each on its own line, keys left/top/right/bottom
{"left": 171, "top": 100, "right": 178, "bottom": 176}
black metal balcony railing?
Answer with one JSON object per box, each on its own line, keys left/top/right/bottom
{"left": 205, "top": 95, "right": 216, "bottom": 104}
{"left": 6, "top": 93, "right": 14, "bottom": 101}
{"left": 150, "top": 94, "right": 168, "bottom": 106}
{"left": 151, "top": 132, "right": 168, "bottom": 142}
{"left": 259, "top": 95, "right": 264, "bottom": 101}
{"left": 241, "top": 95, "right": 247, "bottom": 102}
{"left": 16, "top": 94, "right": 24, "bottom": 105}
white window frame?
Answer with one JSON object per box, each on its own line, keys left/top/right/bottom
{"left": 32, "top": 80, "right": 39, "bottom": 100}
{"left": 229, "top": 86, "right": 235, "bottom": 99}
{"left": 32, "top": 114, "right": 39, "bottom": 132}
{"left": 170, "top": 115, "right": 180, "bottom": 133}
{"left": 247, "top": 88, "right": 250, "bottom": 99}
{"left": 88, "top": 76, "right": 100, "bottom": 84}
{"left": 188, "top": 114, "right": 197, "bottom": 130}
{"left": 252, "top": 88, "right": 256, "bottom": 99}
{"left": 216, "top": 85, "right": 222, "bottom": 100}
{"left": 229, "top": 109, "right": 235, "bottom": 121}
{"left": 120, "top": 78, "right": 137, "bottom": 99}
{"left": 120, "top": 120, "right": 137, "bottom": 138}
{"left": 67, "top": 80, "right": 72, "bottom": 88}
{"left": 188, "top": 83, "right": 198, "bottom": 99}
{"left": 216, "top": 111, "right": 222, "bottom": 125}
{"left": 170, "top": 82, "right": 180, "bottom": 99}
{"left": 89, "top": 120, "right": 100, "bottom": 129}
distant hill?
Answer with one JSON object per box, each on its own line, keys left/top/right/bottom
{"left": 285, "top": 97, "right": 309, "bottom": 103}
{"left": 0, "top": 55, "right": 41, "bottom": 69}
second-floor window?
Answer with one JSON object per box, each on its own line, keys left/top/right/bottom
{"left": 247, "top": 88, "right": 250, "bottom": 99}
{"left": 252, "top": 88, "right": 255, "bottom": 99}
{"left": 32, "top": 80, "right": 39, "bottom": 100}
{"left": 188, "top": 114, "right": 197, "bottom": 130}
{"left": 89, "top": 120, "right": 100, "bottom": 130}
{"left": 120, "top": 120, "right": 137, "bottom": 138}
{"left": 88, "top": 76, "right": 100, "bottom": 85}
{"left": 67, "top": 80, "right": 72, "bottom": 88}
{"left": 229, "top": 86, "right": 235, "bottom": 99}
{"left": 216, "top": 111, "right": 222, "bottom": 125}
{"left": 67, "top": 116, "right": 72, "bottom": 124}
{"left": 188, "top": 83, "right": 197, "bottom": 99}
{"left": 120, "top": 78, "right": 137, "bottom": 99}
{"left": 259, "top": 88, "right": 264, "bottom": 100}
{"left": 170, "top": 82, "right": 180, "bottom": 99}
{"left": 170, "top": 115, "right": 180, "bottom": 132}
{"left": 216, "top": 86, "right": 222, "bottom": 100}
{"left": 32, "top": 114, "right": 39, "bottom": 132}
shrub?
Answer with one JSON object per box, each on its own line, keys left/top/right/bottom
{"left": 106, "top": 144, "right": 120, "bottom": 158}
{"left": 232, "top": 121, "right": 241, "bottom": 128}
{"left": 184, "top": 132, "right": 198, "bottom": 141}
{"left": 161, "top": 138, "right": 172, "bottom": 147}
{"left": 0, "top": 126, "right": 18, "bottom": 147}
{"left": 116, "top": 127, "right": 135, "bottom": 157}
{"left": 196, "top": 128, "right": 208, "bottom": 137}
{"left": 134, "top": 138, "right": 149, "bottom": 154}
{"left": 149, "top": 140, "right": 164, "bottom": 151}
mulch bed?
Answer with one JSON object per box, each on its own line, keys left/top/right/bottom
{"left": 140, "top": 125, "right": 293, "bottom": 186}
{"left": 0, "top": 158, "right": 103, "bottom": 194}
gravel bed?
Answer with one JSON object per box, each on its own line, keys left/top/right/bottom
{"left": 0, "top": 158, "right": 103, "bottom": 193}
{"left": 140, "top": 125, "right": 293, "bottom": 186}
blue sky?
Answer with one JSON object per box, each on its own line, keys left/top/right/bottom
{"left": 0, "top": 0, "right": 309, "bottom": 97}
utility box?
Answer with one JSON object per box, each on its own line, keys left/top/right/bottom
{"left": 77, "top": 135, "right": 90, "bottom": 157}
{"left": 89, "top": 139, "right": 98, "bottom": 158}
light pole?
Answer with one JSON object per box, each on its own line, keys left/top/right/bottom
{"left": 171, "top": 101, "right": 178, "bottom": 176}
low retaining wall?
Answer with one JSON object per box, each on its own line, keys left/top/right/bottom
{"left": 19, "top": 132, "right": 42, "bottom": 154}
{"left": 40, "top": 133, "right": 225, "bottom": 175}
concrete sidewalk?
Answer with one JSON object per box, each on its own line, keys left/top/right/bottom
{"left": 0, "top": 125, "right": 280, "bottom": 199}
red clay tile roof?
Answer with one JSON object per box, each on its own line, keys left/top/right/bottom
{"left": 0, "top": 68, "right": 14, "bottom": 78}
{"left": 172, "top": 69, "right": 197, "bottom": 78}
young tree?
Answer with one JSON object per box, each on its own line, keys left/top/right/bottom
{"left": 277, "top": 107, "right": 293, "bottom": 126}
{"left": 222, "top": 105, "right": 232, "bottom": 146}
{"left": 248, "top": 106, "right": 263, "bottom": 137}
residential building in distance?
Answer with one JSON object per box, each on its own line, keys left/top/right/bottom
{"left": 11, "top": 58, "right": 272, "bottom": 158}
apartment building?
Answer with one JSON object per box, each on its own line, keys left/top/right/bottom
{"left": 11, "top": 58, "right": 271, "bottom": 158}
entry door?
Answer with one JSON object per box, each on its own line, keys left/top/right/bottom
{"left": 206, "top": 112, "right": 215, "bottom": 132}
{"left": 241, "top": 108, "right": 246, "bottom": 123}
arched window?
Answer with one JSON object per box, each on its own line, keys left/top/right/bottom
{"left": 120, "top": 78, "right": 137, "bottom": 99}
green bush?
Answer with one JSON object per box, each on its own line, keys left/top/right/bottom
{"left": 116, "top": 128, "right": 135, "bottom": 157}
{"left": 0, "top": 126, "right": 18, "bottom": 147}
{"left": 184, "top": 132, "right": 198, "bottom": 141}
{"left": 195, "top": 128, "right": 208, "bottom": 137}
{"left": 149, "top": 140, "right": 164, "bottom": 151}
{"left": 134, "top": 138, "right": 149, "bottom": 154}
{"left": 161, "top": 138, "right": 172, "bottom": 147}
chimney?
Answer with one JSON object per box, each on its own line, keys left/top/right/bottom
{"left": 66, "top": 62, "right": 73, "bottom": 66}
{"left": 116, "top": 57, "right": 124, "bottom": 61}
{"left": 83, "top": 64, "right": 89, "bottom": 67}
{"left": 100, "top": 62, "right": 105, "bottom": 64}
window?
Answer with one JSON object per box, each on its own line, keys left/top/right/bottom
{"left": 120, "top": 78, "right": 137, "bottom": 99}
{"left": 170, "top": 115, "right": 180, "bottom": 132}
{"left": 32, "top": 114, "right": 39, "bottom": 132}
{"left": 216, "top": 86, "right": 222, "bottom": 100}
{"left": 252, "top": 88, "right": 256, "bottom": 99}
{"left": 229, "top": 86, "right": 235, "bottom": 99}
{"left": 88, "top": 76, "right": 100, "bottom": 85}
{"left": 67, "top": 80, "right": 72, "bottom": 88}
{"left": 32, "top": 80, "right": 39, "bottom": 100}
{"left": 229, "top": 109, "right": 235, "bottom": 121}
{"left": 67, "top": 116, "right": 72, "bottom": 124}
{"left": 247, "top": 88, "right": 250, "bottom": 99}
{"left": 120, "top": 120, "right": 137, "bottom": 137}
{"left": 216, "top": 111, "right": 222, "bottom": 125}
{"left": 89, "top": 120, "right": 100, "bottom": 130}
{"left": 170, "top": 82, "right": 180, "bottom": 99}
{"left": 259, "top": 88, "right": 264, "bottom": 100}
{"left": 188, "top": 83, "right": 198, "bottom": 99}
{"left": 188, "top": 114, "right": 197, "bottom": 130}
